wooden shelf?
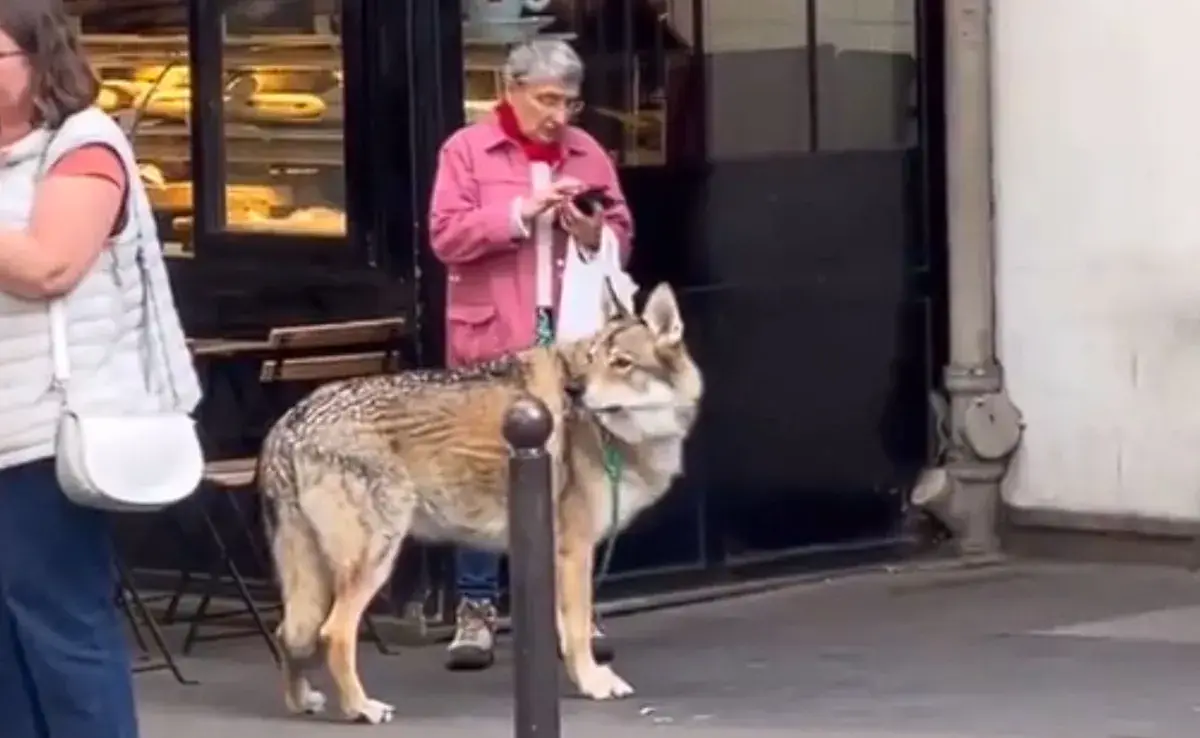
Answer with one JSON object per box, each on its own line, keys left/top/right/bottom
{"left": 84, "top": 34, "right": 342, "bottom": 68}
{"left": 133, "top": 123, "right": 343, "bottom": 167}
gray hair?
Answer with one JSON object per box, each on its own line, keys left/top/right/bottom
{"left": 503, "top": 39, "right": 584, "bottom": 92}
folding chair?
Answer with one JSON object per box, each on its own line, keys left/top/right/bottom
{"left": 178, "top": 318, "right": 407, "bottom": 660}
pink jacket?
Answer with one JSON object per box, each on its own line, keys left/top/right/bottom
{"left": 429, "top": 115, "right": 633, "bottom": 367}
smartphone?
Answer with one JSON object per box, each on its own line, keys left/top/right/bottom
{"left": 572, "top": 186, "right": 616, "bottom": 216}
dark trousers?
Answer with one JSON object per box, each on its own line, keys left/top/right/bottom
{"left": 455, "top": 547, "right": 501, "bottom": 602}
{"left": 0, "top": 459, "right": 139, "bottom": 738}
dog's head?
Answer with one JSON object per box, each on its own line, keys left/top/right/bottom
{"left": 566, "top": 281, "right": 704, "bottom": 444}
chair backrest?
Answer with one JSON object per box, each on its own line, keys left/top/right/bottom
{"left": 267, "top": 317, "right": 406, "bottom": 351}
{"left": 258, "top": 317, "right": 406, "bottom": 384}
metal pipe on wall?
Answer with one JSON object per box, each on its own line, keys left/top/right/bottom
{"left": 944, "top": 0, "right": 994, "bottom": 368}
{"left": 914, "top": 0, "right": 1023, "bottom": 554}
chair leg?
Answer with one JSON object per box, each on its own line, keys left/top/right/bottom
{"left": 197, "top": 505, "right": 282, "bottom": 664}
{"left": 161, "top": 507, "right": 201, "bottom": 625}
{"left": 162, "top": 568, "right": 192, "bottom": 625}
{"left": 115, "top": 557, "right": 196, "bottom": 685}
{"left": 362, "top": 610, "right": 393, "bottom": 655}
{"left": 180, "top": 550, "right": 221, "bottom": 656}
{"left": 222, "top": 492, "right": 271, "bottom": 576}
{"left": 115, "top": 585, "right": 150, "bottom": 654}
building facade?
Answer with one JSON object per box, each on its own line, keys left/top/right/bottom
{"left": 74, "top": 0, "right": 948, "bottom": 602}
{"left": 994, "top": 0, "right": 1200, "bottom": 535}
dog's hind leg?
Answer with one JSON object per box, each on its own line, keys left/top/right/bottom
{"left": 321, "top": 529, "right": 406, "bottom": 724}
{"left": 270, "top": 505, "right": 334, "bottom": 717}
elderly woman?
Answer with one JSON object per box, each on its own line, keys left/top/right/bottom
{"left": 429, "top": 39, "right": 632, "bottom": 671}
{"left": 0, "top": 1, "right": 199, "bottom": 736}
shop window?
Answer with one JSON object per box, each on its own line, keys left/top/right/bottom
{"left": 701, "top": 0, "right": 918, "bottom": 158}
{"left": 814, "top": 0, "right": 918, "bottom": 151}
{"left": 217, "top": 0, "right": 347, "bottom": 239}
{"left": 461, "top": 0, "right": 701, "bottom": 167}
{"left": 73, "top": 0, "right": 347, "bottom": 258}
{"left": 71, "top": 0, "right": 194, "bottom": 258}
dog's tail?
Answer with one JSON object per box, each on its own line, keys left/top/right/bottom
{"left": 260, "top": 434, "right": 333, "bottom": 663}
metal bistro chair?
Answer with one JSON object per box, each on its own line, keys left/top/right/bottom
{"left": 172, "top": 317, "right": 407, "bottom": 661}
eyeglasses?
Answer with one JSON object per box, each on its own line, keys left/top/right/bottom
{"left": 523, "top": 88, "right": 585, "bottom": 117}
{"left": 535, "top": 95, "right": 584, "bottom": 117}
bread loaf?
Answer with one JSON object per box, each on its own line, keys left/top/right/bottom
{"left": 149, "top": 183, "right": 288, "bottom": 213}
{"left": 143, "top": 89, "right": 191, "bottom": 120}
{"left": 241, "top": 92, "right": 327, "bottom": 121}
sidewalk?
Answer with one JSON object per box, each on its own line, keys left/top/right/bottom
{"left": 135, "top": 561, "right": 1200, "bottom": 737}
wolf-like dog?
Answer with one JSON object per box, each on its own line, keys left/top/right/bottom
{"left": 259, "top": 281, "right": 703, "bottom": 724}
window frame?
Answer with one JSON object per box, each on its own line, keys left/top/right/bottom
{"left": 186, "top": 0, "right": 376, "bottom": 268}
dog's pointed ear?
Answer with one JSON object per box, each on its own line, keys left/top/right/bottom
{"left": 601, "top": 276, "right": 633, "bottom": 322}
{"left": 642, "top": 282, "right": 683, "bottom": 347}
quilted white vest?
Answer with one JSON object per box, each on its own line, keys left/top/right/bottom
{"left": 0, "top": 107, "right": 201, "bottom": 470}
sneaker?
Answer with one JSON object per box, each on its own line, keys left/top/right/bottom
{"left": 445, "top": 598, "right": 497, "bottom": 671}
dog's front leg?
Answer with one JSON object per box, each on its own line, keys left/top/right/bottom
{"left": 556, "top": 513, "right": 634, "bottom": 700}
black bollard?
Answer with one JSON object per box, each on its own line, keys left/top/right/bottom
{"left": 503, "top": 395, "right": 561, "bottom": 738}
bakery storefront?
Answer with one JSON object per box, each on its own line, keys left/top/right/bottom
{"left": 90, "top": 0, "right": 944, "bottom": 609}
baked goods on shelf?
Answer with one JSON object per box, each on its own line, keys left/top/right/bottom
{"left": 228, "top": 206, "right": 346, "bottom": 236}
{"left": 239, "top": 92, "right": 328, "bottom": 122}
{"left": 171, "top": 206, "right": 346, "bottom": 238}
{"left": 143, "top": 181, "right": 291, "bottom": 214}
{"left": 81, "top": 29, "right": 348, "bottom": 245}
{"left": 142, "top": 88, "right": 191, "bottom": 120}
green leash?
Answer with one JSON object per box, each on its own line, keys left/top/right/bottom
{"left": 595, "top": 438, "right": 623, "bottom": 587}
{"left": 536, "top": 308, "right": 623, "bottom": 589}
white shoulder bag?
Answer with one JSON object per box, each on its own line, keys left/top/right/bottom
{"left": 45, "top": 146, "right": 203, "bottom": 512}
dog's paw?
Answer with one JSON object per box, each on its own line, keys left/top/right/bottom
{"left": 349, "top": 698, "right": 396, "bottom": 725}
{"left": 576, "top": 665, "right": 635, "bottom": 700}
{"left": 285, "top": 686, "right": 327, "bottom": 716}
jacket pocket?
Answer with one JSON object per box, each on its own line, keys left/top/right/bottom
{"left": 446, "top": 303, "right": 505, "bottom": 367}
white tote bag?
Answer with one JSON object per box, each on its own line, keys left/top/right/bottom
{"left": 555, "top": 226, "right": 638, "bottom": 342}
{"left": 46, "top": 161, "right": 203, "bottom": 512}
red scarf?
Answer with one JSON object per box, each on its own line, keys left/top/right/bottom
{"left": 495, "top": 100, "right": 563, "bottom": 166}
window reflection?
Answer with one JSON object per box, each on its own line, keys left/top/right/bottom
{"left": 461, "top": 0, "right": 700, "bottom": 167}
{"left": 815, "top": 0, "right": 918, "bottom": 150}
{"left": 702, "top": 0, "right": 815, "bottom": 159}
{"left": 700, "top": 0, "right": 919, "bottom": 158}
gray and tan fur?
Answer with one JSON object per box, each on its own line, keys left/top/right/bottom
{"left": 260, "top": 282, "right": 703, "bottom": 725}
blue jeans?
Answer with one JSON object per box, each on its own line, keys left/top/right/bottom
{"left": 0, "top": 459, "right": 139, "bottom": 738}
{"left": 455, "top": 547, "right": 501, "bottom": 603}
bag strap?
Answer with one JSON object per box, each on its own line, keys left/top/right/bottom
{"left": 36, "top": 127, "right": 180, "bottom": 406}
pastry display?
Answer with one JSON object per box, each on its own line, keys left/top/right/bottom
{"left": 227, "top": 206, "right": 346, "bottom": 236}
{"left": 173, "top": 206, "right": 346, "bottom": 237}
{"left": 145, "top": 181, "right": 290, "bottom": 214}
{"left": 81, "top": 28, "right": 348, "bottom": 247}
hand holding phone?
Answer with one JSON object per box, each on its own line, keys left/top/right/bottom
{"left": 571, "top": 186, "right": 616, "bottom": 217}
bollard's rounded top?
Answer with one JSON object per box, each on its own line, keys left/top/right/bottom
{"left": 503, "top": 395, "right": 553, "bottom": 450}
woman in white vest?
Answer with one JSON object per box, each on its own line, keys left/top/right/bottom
{"left": 0, "top": 2, "right": 199, "bottom": 736}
